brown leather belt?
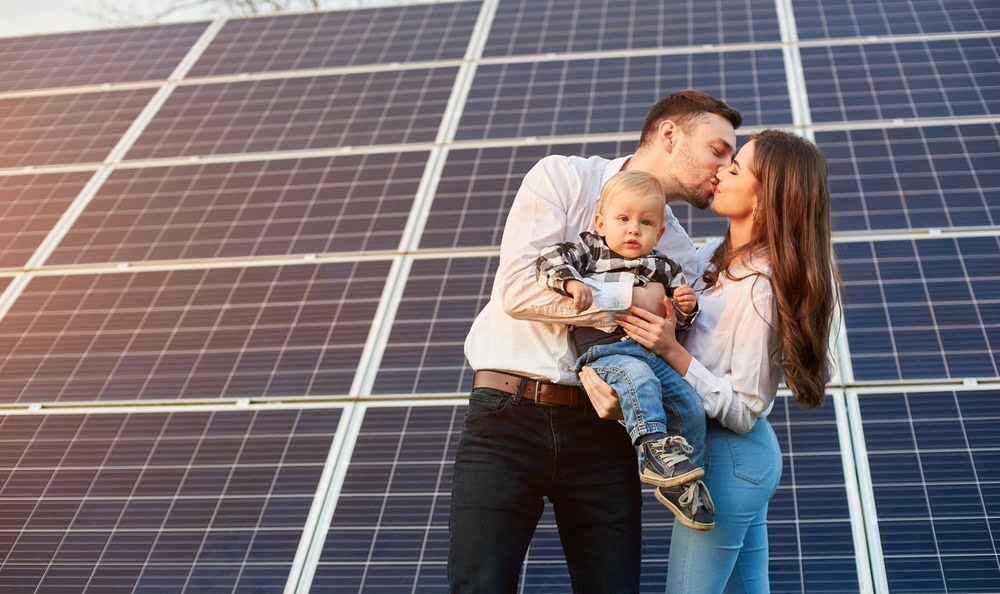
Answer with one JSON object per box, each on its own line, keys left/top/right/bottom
{"left": 472, "top": 370, "right": 585, "bottom": 407}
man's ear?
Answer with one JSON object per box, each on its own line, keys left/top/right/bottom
{"left": 658, "top": 120, "right": 677, "bottom": 153}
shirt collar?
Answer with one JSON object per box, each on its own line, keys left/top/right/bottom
{"left": 600, "top": 154, "right": 633, "bottom": 192}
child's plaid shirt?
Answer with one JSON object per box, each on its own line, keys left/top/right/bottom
{"left": 535, "top": 231, "right": 698, "bottom": 335}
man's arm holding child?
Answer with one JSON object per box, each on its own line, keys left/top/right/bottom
{"left": 498, "top": 157, "right": 635, "bottom": 325}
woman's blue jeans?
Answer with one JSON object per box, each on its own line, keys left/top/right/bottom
{"left": 666, "top": 417, "right": 783, "bottom": 593}
{"left": 577, "top": 339, "right": 706, "bottom": 466}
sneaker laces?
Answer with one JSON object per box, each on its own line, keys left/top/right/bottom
{"left": 648, "top": 437, "right": 693, "bottom": 469}
{"left": 663, "top": 435, "right": 694, "bottom": 455}
{"left": 678, "top": 480, "right": 715, "bottom": 515}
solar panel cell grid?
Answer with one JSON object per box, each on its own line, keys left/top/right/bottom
{"left": 0, "top": 23, "right": 207, "bottom": 93}
{"left": 483, "top": 0, "right": 780, "bottom": 57}
{"left": 858, "top": 390, "right": 1000, "bottom": 593}
{"left": 0, "top": 89, "right": 155, "bottom": 169}
{"left": 816, "top": 123, "right": 1000, "bottom": 232}
{"left": 803, "top": 37, "right": 1000, "bottom": 123}
{"left": 372, "top": 256, "right": 496, "bottom": 396}
{"left": 190, "top": 1, "right": 479, "bottom": 77}
{"left": 0, "top": 408, "right": 340, "bottom": 594}
{"left": 793, "top": 0, "right": 1000, "bottom": 38}
{"left": 456, "top": 51, "right": 791, "bottom": 140}
{"left": 0, "top": 261, "right": 389, "bottom": 404}
{"left": 837, "top": 237, "right": 1000, "bottom": 382}
{"left": 0, "top": 171, "right": 92, "bottom": 269}
{"left": 48, "top": 151, "right": 429, "bottom": 266}
{"left": 126, "top": 68, "right": 457, "bottom": 161}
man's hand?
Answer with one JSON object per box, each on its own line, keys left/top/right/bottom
{"left": 578, "top": 366, "right": 623, "bottom": 420}
{"left": 565, "top": 279, "right": 593, "bottom": 313}
{"left": 673, "top": 284, "right": 697, "bottom": 314}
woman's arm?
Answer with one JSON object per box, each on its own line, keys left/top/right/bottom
{"left": 615, "top": 296, "right": 777, "bottom": 434}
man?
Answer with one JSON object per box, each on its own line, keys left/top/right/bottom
{"left": 450, "top": 90, "right": 741, "bottom": 593}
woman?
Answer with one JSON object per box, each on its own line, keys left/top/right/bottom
{"left": 580, "top": 130, "right": 838, "bottom": 593}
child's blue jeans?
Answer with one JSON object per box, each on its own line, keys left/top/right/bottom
{"left": 576, "top": 338, "right": 706, "bottom": 467}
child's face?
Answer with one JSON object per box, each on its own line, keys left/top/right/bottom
{"left": 594, "top": 189, "right": 665, "bottom": 259}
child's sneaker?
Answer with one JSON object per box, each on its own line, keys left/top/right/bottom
{"left": 638, "top": 435, "right": 703, "bottom": 487}
{"left": 655, "top": 481, "right": 715, "bottom": 531}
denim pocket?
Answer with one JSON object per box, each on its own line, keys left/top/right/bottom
{"left": 464, "top": 388, "right": 515, "bottom": 423}
{"left": 726, "top": 423, "right": 778, "bottom": 485}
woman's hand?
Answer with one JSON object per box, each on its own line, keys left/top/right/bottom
{"left": 578, "top": 366, "right": 624, "bottom": 420}
{"left": 616, "top": 297, "right": 692, "bottom": 374}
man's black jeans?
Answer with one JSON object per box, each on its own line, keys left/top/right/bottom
{"left": 448, "top": 387, "right": 642, "bottom": 594}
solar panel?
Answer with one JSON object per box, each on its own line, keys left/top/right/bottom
{"left": 0, "top": 23, "right": 207, "bottom": 93}
{"left": 0, "top": 407, "right": 341, "bottom": 593}
{"left": 0, "top": 171, "right": 93, "bottom": 268}
{"left": 126, "top": 68, "right": 458, "bottom": 161}
{"left": 0, "top": 261, "right": 389, "bottom": 404}
{"left": 420, "top": 141, "right": 626, "bottom": 250}
{"left": 455, "top": 51, "right": 790, "bottom": 140}
{"left": 190, "top": 2, "right": 479, "bottom": 78}
{"left": 793, "top": 0, "right": 1000, "bottom": 38}
{"left": 482, "top": 0, "right": 780, "bottom": 57}
{"left": 802, "top": 37, "right": 1000, "bottom": 123}
{"left": 816, "top": 123, "right": 1000, "bottom": 232}
{"left": 857, "top": 389, "right": 1000, "bottom": 593}
{"left": 47, "top": 152, "right": 429, "bottom": 266}
{"left": 0, "top": 89, "right": 155, "bottom": 169}
{"left": 317, "top": 398, "right": 857, "bottom": 593}
{"left": 372, "top": 256, "right": 496, "bottom": 396}
{"left": 837, "top": 236, "right": 1000, "bottom": 381}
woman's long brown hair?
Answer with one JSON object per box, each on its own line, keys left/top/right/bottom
{"left": 702, "top": 130, "right": 838, "bottom": 408}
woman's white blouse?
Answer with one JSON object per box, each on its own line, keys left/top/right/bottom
{"left": 682, "top": 238, "right": 781, "bottom": 434}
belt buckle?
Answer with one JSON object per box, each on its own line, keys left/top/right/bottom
{"left": 532, "top": 381, "right": 555, "bottom": 407}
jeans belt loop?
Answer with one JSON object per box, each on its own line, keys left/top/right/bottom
{"left": 513, "top": 377, "right": 527, "bottom": 404}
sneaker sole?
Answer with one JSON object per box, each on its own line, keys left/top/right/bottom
{"left": 639, "top": 466, "right": 704, "bottom": 488}
{"left": 653, "top": 488, "right": 715, "bottom": 531}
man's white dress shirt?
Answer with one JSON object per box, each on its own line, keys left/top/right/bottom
{"left": 464, "top": 154, "right": 697, "bottom": 385}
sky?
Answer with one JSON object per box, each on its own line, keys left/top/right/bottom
{"left": 0, "top": 0, "right": 215, "bottom": 37}
{"left": 0, "top": 0, "right": 411, "bottom": 38}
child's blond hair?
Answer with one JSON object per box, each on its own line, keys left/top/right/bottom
{"left": 597, "top": 170, "right": 666, "bottom": 215}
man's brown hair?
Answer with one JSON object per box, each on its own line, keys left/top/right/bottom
{"left": 638, "top": 89, "right": 743, "bottom": 148}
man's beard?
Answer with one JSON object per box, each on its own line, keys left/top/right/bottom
{"left": 673, "top": 144, "right": 711, "bottom": 209}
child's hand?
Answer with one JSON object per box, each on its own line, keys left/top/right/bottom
{"left": 565, "top": 280, "right": 593, "bottom": 313}
{"left": 673, "top": 284, "right": 696, "bottom": 314}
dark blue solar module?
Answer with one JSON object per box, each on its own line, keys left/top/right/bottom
{"left": 48, "top": 151, "right": 429, "bottom": 266}
{"left": 0, "top": 89, "right": 155, "bottom": 169}
{"left": 126, "top": 68, "right": 457, "bottom": 161}
{"left": 0, "top": 261, "right": 389, "bottom": 403}
{"left": 0, "top": 407, "right": 340, "bottom": 594}
{"left": 316, "top": 399, "right": 857, "bottom": 592}
{"left": 190, "top": 2, "right": 478, "bottom": 77}
{"left": 816, "top": 123, "right": 1000, "bottom": 232}
{"left": 455, "top": 51, "right": 790, "bottom": 140}
{"left": 802, "top": 37, "right": 1000, "bottom": 123}
{"left": 793, "top": 0, "right": 1000, "bottom": 38}
{"left": 836, "top": 237, "right": 1000, "bottom": 381}
{"left": 858, "top": 389, "right": 1000, "bottom": 593}
{"left": 0, "top": 171, "right": 93, "bottom": 268}
{"left": 0, "top": 22, "right": 207, "bottom": 93}
{"left": 371, "top": 256, "right": 496, "bottom": 395}
{"left": 482, "top": 0, "right": 780, "bottom": 57}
